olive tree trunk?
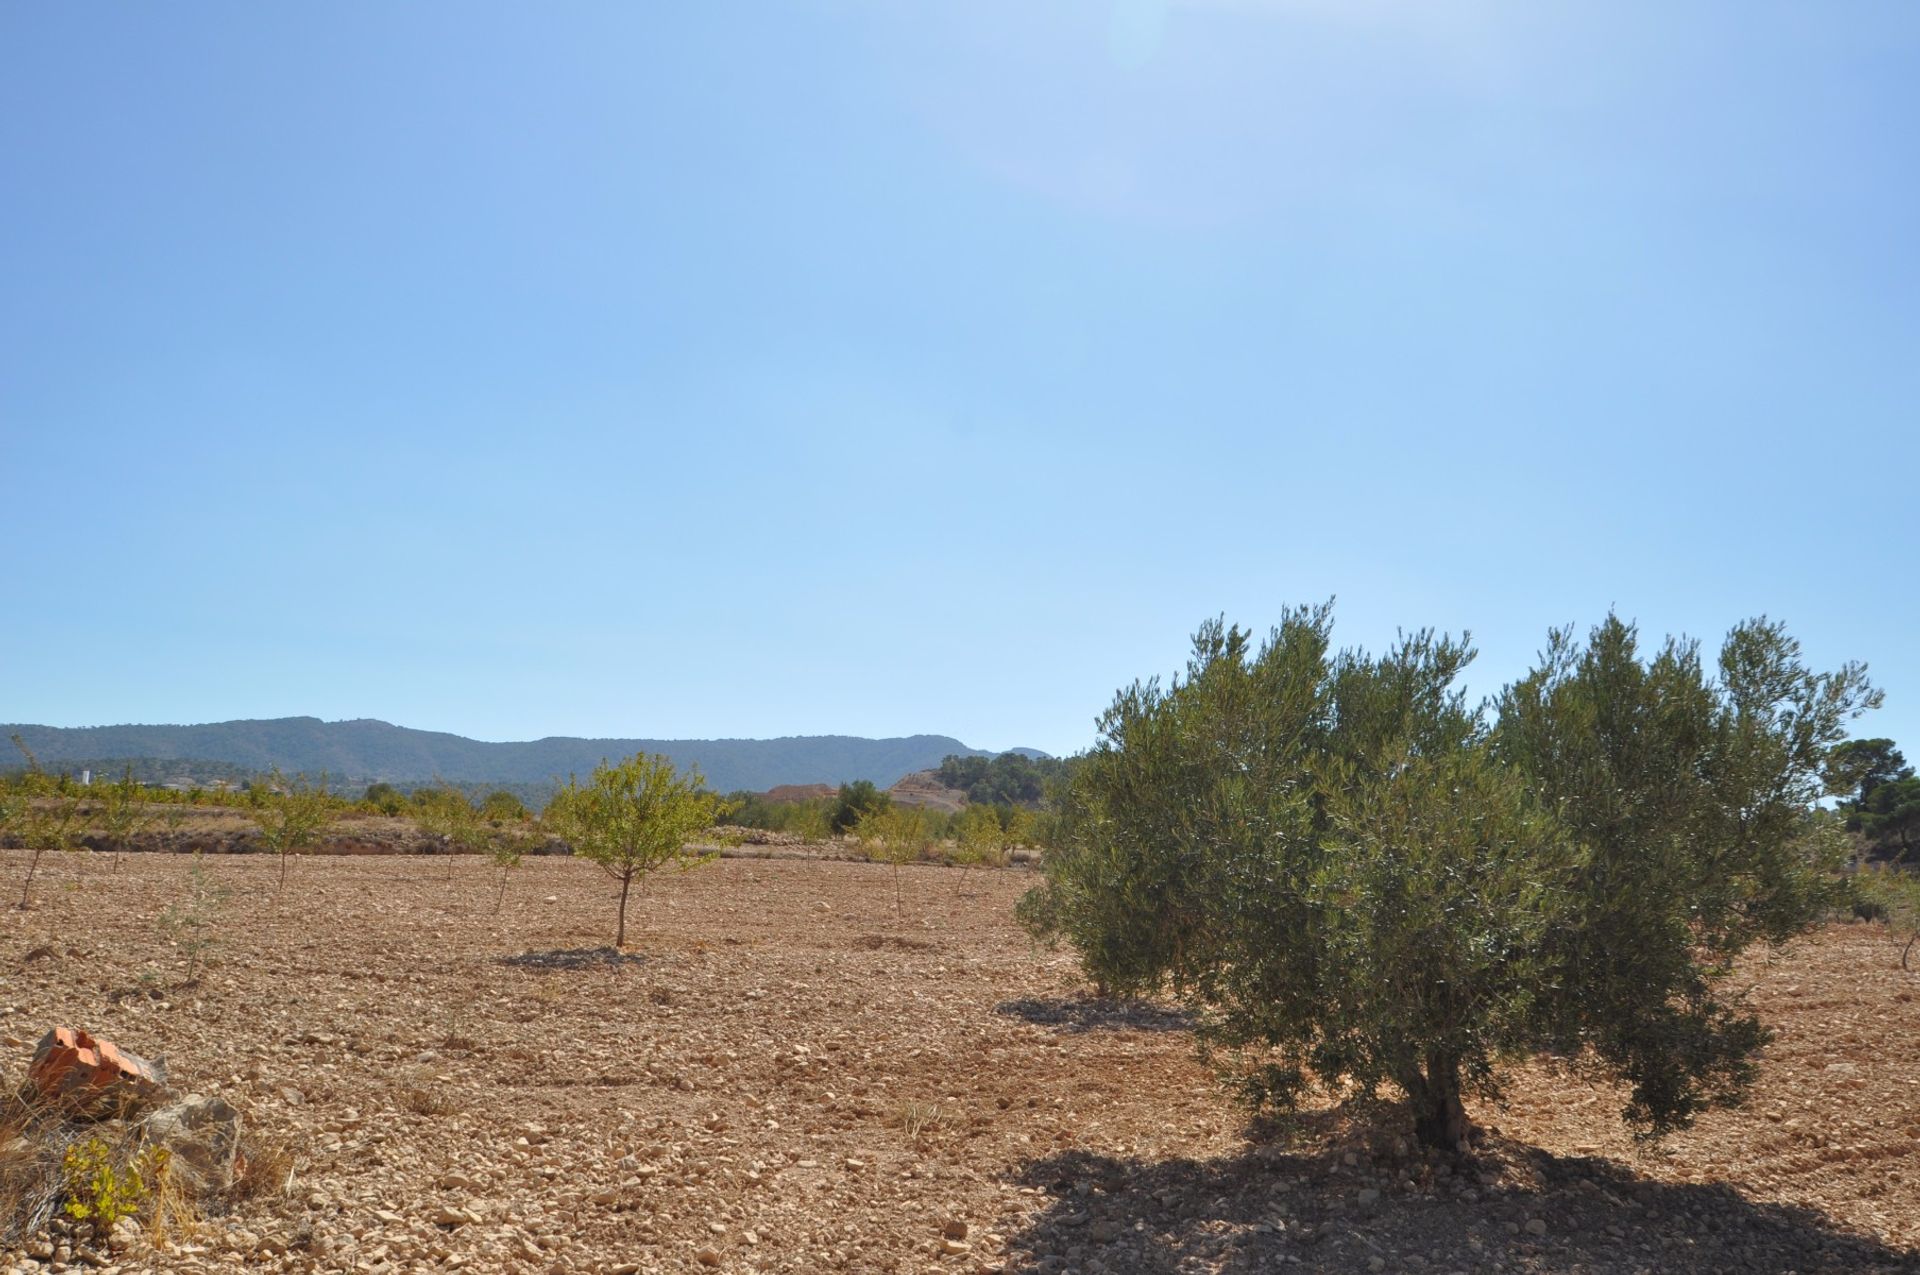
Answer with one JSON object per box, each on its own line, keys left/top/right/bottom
{"left": 1400, "top": 1052, "right": 1470, "bottom": 1152}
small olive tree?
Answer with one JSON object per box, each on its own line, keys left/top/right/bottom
{"left": 1025, "top": 607, "right": 1876, "bottom": 1150}
{"left": 545, "top": 754, "right": 722, "bottom": 949}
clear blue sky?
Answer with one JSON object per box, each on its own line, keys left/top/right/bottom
{"left": 3, "top": 2, "right": 1915, "bottom": 759}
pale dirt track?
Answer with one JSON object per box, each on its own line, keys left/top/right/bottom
{"left": 0, "top": 852, "right": 1913, "bottom": 1273}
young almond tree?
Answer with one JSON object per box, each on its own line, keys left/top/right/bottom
{"left": 1024, "top": 606, "right": 1875, "bottom": 1151}
{"left": 248, "top": 770, "right": 340, "bottom": 891}
{"left": 6, "top": 736, "right": 85, "bottom": 907}
{"left": 951, "top": 804, "right": 1010, "bottom": 894}
{"left": 414, "top": 783, "right": 487, "bottom": 881}
{"left": 482, "top": 805, "right": 541, "bottom": 914}
{"left": 6, "top": 771, "right": 85, "bottom": 909}
{"left": 545, "top": 754, "right": 722, "bottom": 949}
{"left": 95, "top": 767, "right": 158, "bottom": 870}
{"left": 858, "top": 805, "right": 931, "bottom": 918}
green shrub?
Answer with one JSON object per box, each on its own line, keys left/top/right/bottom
{"left": 829, "top": 780, "right": 889, "bottom": 834}
{"left": 363, "top": 783, "right": 408, "bottom": 815}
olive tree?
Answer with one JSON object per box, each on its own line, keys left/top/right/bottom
{"left": 1489, "top": 615, "right": 1872, "bottom": 1134}
{"left": 1023, "top": 606, "right": 1875, "bottom": 1150}
{"left": 545, "top": 753, "right": 722, "bottom": 948}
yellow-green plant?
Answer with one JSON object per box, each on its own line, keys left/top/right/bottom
{"left": 545, "top": 754, "right": 724, "bottom": 948}
{"left": 61, "top": 1139, "right": 168, "bottom": 1227}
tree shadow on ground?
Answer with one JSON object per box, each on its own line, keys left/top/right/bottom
{"left": 852, "top": 934, "right": 939, "bottom": 953}
{"left": 498, "top": 947, "right": 645, "bottom": 972}
{"left": 1004, "top": 1131, "right": 1919, "bottom": 1274}
{"left": 995, "top": 995, "right": 1194, "bottom": 1034}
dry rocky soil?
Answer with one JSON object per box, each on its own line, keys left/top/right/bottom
{"left": 0, "top": 851, "right": 1914, "bottom": 1274}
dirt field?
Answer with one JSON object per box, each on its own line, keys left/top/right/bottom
{"left": 0, "top": 852, "right": 1913, "bottom": 1274}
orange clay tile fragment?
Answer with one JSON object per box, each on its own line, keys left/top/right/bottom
{"left": 28, "top": 1026, "right": 167, "bottom": 1114}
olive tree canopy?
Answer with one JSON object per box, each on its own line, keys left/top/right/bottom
{"left": 1022, "top": 606, "right": 1876, "bottom": 1149}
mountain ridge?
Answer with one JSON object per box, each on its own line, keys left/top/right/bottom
{"left": 2, "top": 717, "right": 1038, "bottom": 794}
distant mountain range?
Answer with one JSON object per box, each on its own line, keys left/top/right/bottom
{"left": 2, "top": 717, "right": 1049, "bottom": 794}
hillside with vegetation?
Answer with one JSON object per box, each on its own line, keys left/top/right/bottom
{"left": 1, "top": 717, "right": 1004, "bottom": 794}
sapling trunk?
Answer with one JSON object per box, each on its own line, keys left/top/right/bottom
{"left": 615, "top": 870, "right": 634, "bottom": 949}
{"left": 18, "top": 847, "right": 45, "bottom": 909}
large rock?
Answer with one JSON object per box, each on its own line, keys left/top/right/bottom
{"left": 28, "top": 1027, "right": 167, "bottom": 1116}
{"left": 141, "top": 1094, "right": 242, "bottom": 1193}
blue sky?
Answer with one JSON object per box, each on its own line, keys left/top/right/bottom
{"left": 2, "top": 2, "right": 1915, "bottom": 758}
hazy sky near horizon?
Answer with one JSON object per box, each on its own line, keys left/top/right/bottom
{"left": 3, "top": 2, "right": 1916, "bottom": 758}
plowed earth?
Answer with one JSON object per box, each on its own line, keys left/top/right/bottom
{"left": 0, "top": 853, "right": 1914, "bottom": 1274}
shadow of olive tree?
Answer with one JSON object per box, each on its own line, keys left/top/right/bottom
{"left": 1004, "top": 1136, "right": 1918, "bottom": 1274}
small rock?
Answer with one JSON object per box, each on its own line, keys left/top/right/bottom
{"left": 942, "top": 1220, "right": 969, "bottom": 1241}
{"left": 107, "top": 1218, "right": 142, "bottom": 1254}
{"left": 1524, "top": 1217, "right": 1548, "bottom": 1237}
{"left": 695, "top": 1246, "right": 722, "bottom": 1266}
{"left": 1356, "top": 1188, "right": 1381, "bottom": 1206}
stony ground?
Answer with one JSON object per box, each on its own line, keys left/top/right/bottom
{"left": 0, "top": 852, "right": 1913, "bottom": 1274}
